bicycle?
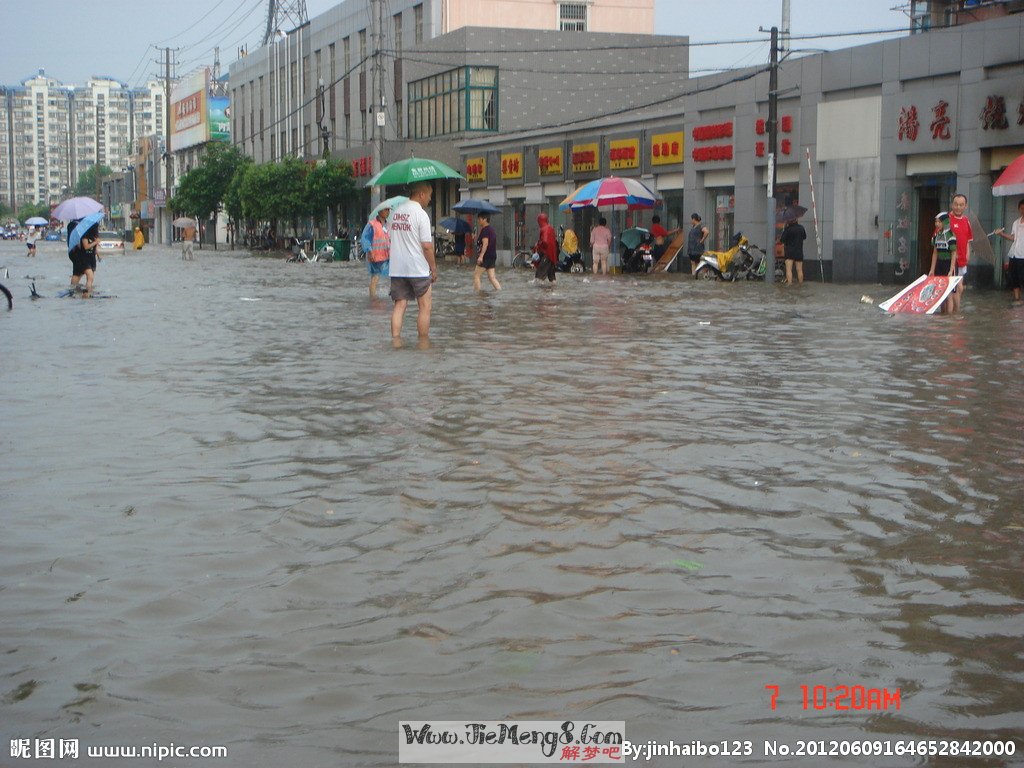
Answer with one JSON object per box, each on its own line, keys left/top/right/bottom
{"left": 511, "top": 250, "right": 536, "bottom": 269}
{"left": 286, "top": 239, "right": 334, "bottom": 264}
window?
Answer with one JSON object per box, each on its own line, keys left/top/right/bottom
{"left": 407, "top": 66, "right": 497, "bottom": 139}
{"left": 343, "top": 37, "right": 351, "bottom": 74}
{"left": 559, "top": 3, "right": 587, "bottom": 31}
{"left": 414, "top": 4, "right": 423, "bottom": 43}
{"left": 393, "top": 13, "right": 403, "bottom": 54}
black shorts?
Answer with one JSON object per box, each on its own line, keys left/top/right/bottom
{"left": 688, "top": 253, "right": 702, "bottom": 264}
{"left": 1008, "top": 259, "right": 1024, "bottom": 291}
{"left": 786, "top": 252, "right": 804, "bottom": 262}
{"left": 935, "top": 256, "right": 952, "bottom": 275}
{"left": 389, "top": 276, "right": 432, "bottom": 301}
{"left": 478, "top": 253, "right": 497, "bottom": 269}
{"left": 70, "top": 252, "right": 97, "bottom": 277}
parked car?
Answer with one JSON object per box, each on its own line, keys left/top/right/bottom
{"left": 97, "top": 231, "right": 125, "bottom": 254}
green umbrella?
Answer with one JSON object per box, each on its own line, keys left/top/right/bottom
{"left": 366, "top": 157, "right": 464, "bottom": 187}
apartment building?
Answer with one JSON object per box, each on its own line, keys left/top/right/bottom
{"left": 0, "top": 70, "right": 167, "bottom": 209}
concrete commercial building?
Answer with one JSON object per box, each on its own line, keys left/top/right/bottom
{"left": 0, "top": 70, "right": 167, "bottom": 210}
{"left": 458, "top": 8, "right": 1024, "bottom": 284}
{"left": 227, "top": 0, "right": 661, "bottom": 220}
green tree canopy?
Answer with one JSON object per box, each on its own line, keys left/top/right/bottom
{"left": 170, "top": 143, "right": 249, "bottom": 221}
{"left": 237, "top": 157, "right": 308, "bottom": 226}
{"left": 223, "top": 156, "right": 254, "bottom": 223}
{"left": 17, "top": 202, "right": 50, "bottom": 223}
{"left": 74, "top": 165, "right": 113, "bottom": 197}
{"left": 305, "top": 159, "right": 358, "bottom": 227}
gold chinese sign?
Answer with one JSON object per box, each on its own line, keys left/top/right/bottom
{"left": 571, "top": 143, "right": 599, "bottom": 174}
{"left": 465, "top": 157, "right": 486, "bottom": 183}
{"left": 609, "top": 138, "right": 639, "bottom": 170}
{"left": 501, "top": 153, "right": 523, "bottom": 180}
{"left": 651, "top": 132, "right": 684, "bottom": 166}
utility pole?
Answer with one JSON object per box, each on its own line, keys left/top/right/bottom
{"left": 765, "top": 25, "right": 779, "bottom": 284}
{"left": 370, "top": 0, "right": 385, "bottom": 206}
{"left": 164, "top": 47, "right": 174, "bottom": 247}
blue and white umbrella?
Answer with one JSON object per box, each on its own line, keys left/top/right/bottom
{"left": 67, "top": 211, "right": 105, "bottom": 253}
{"left": 453, "top": 199, "right": 500, "bottom": 215}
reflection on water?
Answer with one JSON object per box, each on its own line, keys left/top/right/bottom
{"left": 1, "top": 243, "right": 1022, "bottom": 766}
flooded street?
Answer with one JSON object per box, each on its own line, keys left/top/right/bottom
{"left": 1, "top": 240, "right": 1023, "bottom": 767}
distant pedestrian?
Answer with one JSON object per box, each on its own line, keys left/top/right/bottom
{"left": 590, "top": 217, "right": 612, "bottom": 275}
{"left": 686, "top": 213, "right": 709, "bottom": 275}
{"left": 779, "top": 219, "right": 807, "bottom": 284}
{"left": 26, "top": 228, "right": 38, "bottom": 257}
{"left": 534, "top": 213, "right": 558, "bottom": 283}
{"left": 133, "top": 227, "right": 145, "bottom": 250}
{"left": 947, "top": 193, "right": 973, "bottom": 313}
{"left": 182, "top": 223, "right": 196, "bottom": 260}
{"left": 473, "top": 212, "right": 501, "bottom": 292}
{"left": 388, "top": 181, "right": 437, "bottom": 341}
{"left": 361, "top": 204, "right": 392, "bottom": 299}
{"left": 994, "top": 197, "right": 1024, "bottom": 302}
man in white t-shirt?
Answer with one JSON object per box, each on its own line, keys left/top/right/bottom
{"left": 388, "top": 181, "right": 438, "bottom": 340}
{"left": 995, "top": 197, "right": 1024, "bottom": 302}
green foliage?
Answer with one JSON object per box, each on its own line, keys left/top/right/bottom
{"left": 170, "top": 143, "right": 249, "bottom": 221}
{"left": 17, "top": 202, "right": 50, "bottom": 223}
{"left": 74, "top": 165, "right": 113, "bottom": 197}
{"left": 0, "top": 201, "right": 13, "bottom": 220}
{"left": 223, "top": 157, "right": 254, "bottom": 222}
{"left": 305, "top": 160, "right": 359, "bottom": 225}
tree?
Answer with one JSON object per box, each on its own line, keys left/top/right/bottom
{"left": 17, "top": 202, "right": 50, "bottom": 223}
{"left": 74, "top": 165, "right": 113, "bottom": 197}
{"left": 169, "top": 143, "right": 249, "bottom": 248}
{"left": 305, "top": 160, "right": 358, "bottom": 232}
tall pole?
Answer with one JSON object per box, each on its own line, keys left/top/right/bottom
{"left": 370, "top": 0, "right": 384, "bottom": 207}
{"left": 765, "top": 25, "right": 779, "bottom": 284}
{"left": 165, "top": 47, "right": 174, "bottom": 247}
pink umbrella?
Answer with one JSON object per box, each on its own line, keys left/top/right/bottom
{"left": 992, "top": 153, "right": 1024, "bottom": 197}
{"left": 559, "top": 176, "right": 660, "bottom": 211}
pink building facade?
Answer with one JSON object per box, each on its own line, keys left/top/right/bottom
{"left": 441, "top": 0, "right": 654, "bottom": 35}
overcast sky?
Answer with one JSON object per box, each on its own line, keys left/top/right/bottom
{"left": 0, "top": 0, "right": 910, "bottom": 86}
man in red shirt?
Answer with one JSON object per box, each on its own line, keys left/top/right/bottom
{"left": 948, "top": 193, "right": 972, "bottom": 313}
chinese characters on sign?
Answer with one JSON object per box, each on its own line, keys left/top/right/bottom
{"left": 501, "top": 153, "right": 523, "bottom": 180}
{"left": 892, "top": 190, "right": 912, "bottom": 277}
{"left": 898, "top": 106, "right": 920, "bottom": 141}
{"left": 466, "top": 157, "right": 486, "bottom": 183}
{"left": 691, "top": 121, "right": 733, "bottom": 163}
{"left": 930, "top": 100, "right": 951, "bottom": 140}
{"left": 608, "top": 139, "right": 639, "bottom": 171}
{"left": 351, "top": 156, "right": 374, "bottom": 178}
{"left": 650, "top": 131, "right": 683, "bottom": 166}
{"left": 981, "top": 95, "right": 1009, "bottom": 130}
{"left": 571, "top": 143, "right": 599, "bottom": 174}
{"left": 538, "top": 148, "right": 563, "bottom": 176}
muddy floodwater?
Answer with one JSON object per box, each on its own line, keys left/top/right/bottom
{"left": 1, "top": 240, "right": 1023, "bottom": 767}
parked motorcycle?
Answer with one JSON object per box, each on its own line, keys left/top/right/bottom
{"left": 621, "top": 235, "right": 655, "bottom": 274}
{"left": 694, "top": 232, "right": 781, "bottom": 281}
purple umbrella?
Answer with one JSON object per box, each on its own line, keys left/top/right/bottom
{"left": 52, "top": 196, "right": 103, "bottom": 222}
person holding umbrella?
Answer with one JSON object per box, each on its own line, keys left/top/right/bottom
{"left": 361, "top": 201, "right": 394, "bottom": 299}
{"left": 388, "top": 181, "right": 438, "bottom": 341}
{"left": 67, "top": 213, "right": 103, "bottom": 295}
{"left": 779, "top": 218, "right": 807, "bottom": 285}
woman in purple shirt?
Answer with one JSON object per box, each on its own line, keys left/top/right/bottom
{"left": 474, "top": 213, "right": 502, "bottom": 292}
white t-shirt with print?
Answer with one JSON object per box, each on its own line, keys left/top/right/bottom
{"left": 387, "top": 200, "right": 432, "bottom": 277}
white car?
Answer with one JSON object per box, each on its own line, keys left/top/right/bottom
{"left": 96, "top": 231, "right": 125, "bottom": 254}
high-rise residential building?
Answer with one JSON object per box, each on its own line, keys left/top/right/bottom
{"left": 0, "top": 70, "right": 167, "bottom": 210}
